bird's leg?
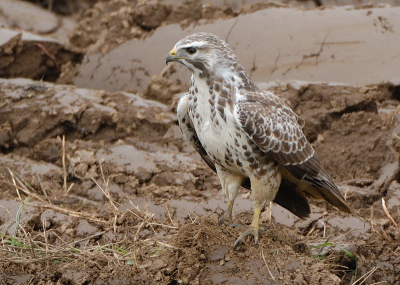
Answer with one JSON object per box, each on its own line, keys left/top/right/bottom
{"left": 216, "top": 167, "right": 245, "bottom": 225}
{"left": 234, "top": 167, "right": 281, "bottom": 249}
{"left": 233, "top": 202, "right": 264, "bottom": 249}
{"left": 219, "top": 199, "right": 235, "bottom": 225}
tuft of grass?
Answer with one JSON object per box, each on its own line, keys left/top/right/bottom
{"left": 13, "top": 197, "right": 32, "bottom": 237}
{"left": 1, "top": 234, "right": 31, "bottom": 249}
{"left": 311, "top": 241, "right": 358, "bottom": 282}
{"left": 311, "top": 242, "right": 356, "bottom": 261}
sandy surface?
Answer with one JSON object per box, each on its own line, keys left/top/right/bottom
{"left": 0, "top": 0, "right": 400, "bottom": 284}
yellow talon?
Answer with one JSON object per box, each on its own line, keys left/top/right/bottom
{"left": 233, "top": 203, "right": 264, "bottom": 249}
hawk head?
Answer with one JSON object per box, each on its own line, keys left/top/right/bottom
{"left": 166, "top": 32, "right": 244, "bottom": 81}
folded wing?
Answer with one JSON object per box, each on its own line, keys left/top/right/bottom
{"left": 234, "top": 91, "right": 351, "bottom": 214}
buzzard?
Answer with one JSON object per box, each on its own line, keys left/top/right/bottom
{"left": 166, "top": 32, "right": 351, "bottom": 248}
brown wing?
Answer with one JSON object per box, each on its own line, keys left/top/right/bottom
{"left": 234, "top": 91, "right": 351, "bottom": 213}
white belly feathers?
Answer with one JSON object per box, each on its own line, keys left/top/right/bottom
{"left": 188, "top": 85, "right": 248, "bottom": 174}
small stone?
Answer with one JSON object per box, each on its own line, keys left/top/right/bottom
{"left": 65, "top": 229, "right": 74, "bottom": 236}
{"left": 122, "top": 20, "right": 130, "bottom": 28}
{"left": 359, "top": 86, "right": 369, "bottom": 94}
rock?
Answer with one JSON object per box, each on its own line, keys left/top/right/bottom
{"left": 133, "top": 2, "right": 170, "bottom": 30}
{"left": 0, "top": 28, "right": 81, "bottom": 81}
{"left": 0, "top": 0, "right": 59, "bottom": 34}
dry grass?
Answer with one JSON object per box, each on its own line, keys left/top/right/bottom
{"left": 0, "top": 165, "right": 180, "bottom": 270}
{"left": 351, "top": 266, "right": 379, "bottom": 285}
{"left": 261, "top": 248, "right": 276, "bottom": 281}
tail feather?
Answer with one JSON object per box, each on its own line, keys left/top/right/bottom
{"left": 285, "top": 155, "right": 351, "bottom": 214}
{"left": 303, "top": 173, "right": 351, "bottom": 213}
{"left": 274, "top": 179, "right": 311, "bottom": 218}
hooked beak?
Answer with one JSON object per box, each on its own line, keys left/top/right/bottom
{"left": 166, "top": 48, "right": 177, "bottom": 64}
{"left": 165, "top": 48, "right": 188, "bottom": 65}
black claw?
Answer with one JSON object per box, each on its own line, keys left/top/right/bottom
{"left": 232, "top": 226, "right": 268, "bottom": 249}
{"left": 233, "top": 239, "right": 241, "bottom": 249}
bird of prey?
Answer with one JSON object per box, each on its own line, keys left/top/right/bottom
{"left": 166, "top": 32, "right": 351, "bottom": 248}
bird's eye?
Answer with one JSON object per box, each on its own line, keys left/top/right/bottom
{"left": 186, "top": 47, "right": 197, "bottom": 55}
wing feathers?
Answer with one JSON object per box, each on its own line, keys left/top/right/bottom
{"left": 234, "top": 93, "right": 314, "bottom": 166}
{"left": 234, "top": 91, "right": 351, "bottom": 213}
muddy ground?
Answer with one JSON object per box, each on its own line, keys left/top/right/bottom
{"left": 1, "top": 0, "right": 400, "bottom": 284}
